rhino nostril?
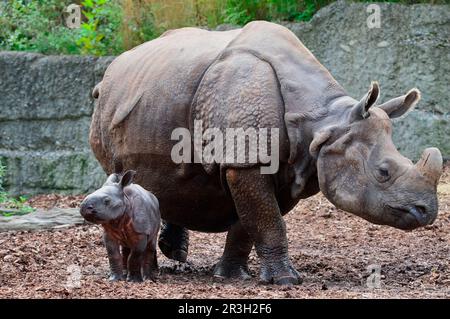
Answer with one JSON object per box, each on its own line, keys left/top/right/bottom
{"left": 87, "top": 205, "right": 94, "bottom": 210}
{"left": 82, "top": 203, "right": 96, "bottom": 214}
{"left": 408, "top": 205, "right": 428, "bottom": 224}
{"left": 414, "top": 205, "right": 427, "bottom": 216}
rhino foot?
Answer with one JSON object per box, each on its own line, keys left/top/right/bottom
{"left": 259, "top": 261, "right": 302, "bottom": 285}
{"left": 158, "top": 221, "right": 189, "bottom": 262}
{"left": 143, "top": 272, "right": 158, "bottom": 282}
{"left": 127, "top": 274, "right": 143, "bottom": 283}
{"left": 213, "top": 258, "right": 252, "bottom": 281}
{"left": 108, "top": 273, "right": 125, "bottom": 282}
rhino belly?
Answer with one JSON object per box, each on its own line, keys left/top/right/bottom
{"left": 108, "top": 83, "right": 239, "bottom": 232}
{"left": 117, "top": 152, "right": 238, "bottom": 232}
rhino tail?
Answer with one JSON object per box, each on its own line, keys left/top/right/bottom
{"left": 92, "top": 81, "right": 102, "bottom": 99}
{"left": 110, "top": 91, "right": 143, "bottom": 130}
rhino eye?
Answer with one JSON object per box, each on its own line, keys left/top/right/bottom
{"left": 376, "top": 167, "right": 391, "bottom": 182}
{"left": 379, "top": 168, "right": 389, "bottom": 177}
{"left": 103, "top": 197, "right": 111, "bottom": 205}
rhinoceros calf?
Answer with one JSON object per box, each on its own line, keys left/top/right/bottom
{"left": 90, "top": 21, "right": 443, "bottom": 285}
{"left": 80, "top": 170, "right": 160, "bottom": 282}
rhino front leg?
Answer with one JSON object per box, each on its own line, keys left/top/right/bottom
{"left": 104, "top": 233, "right": 124, "bottom": 281}
{"left": 226, "top": 168, "right": 302, "bottom": 285}
{"left": 121, "top": 246, "right": 130, "bottom": 276}
{"left": 214, "top": 221, "right": 253, "bottom": 280}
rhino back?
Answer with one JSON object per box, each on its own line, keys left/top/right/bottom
{"left": 95, "top": 27, "right": 241, "bottom": 161}
{"left": 91, "top": 28, "right": 242, "bottom": 231}
{"left": 231, "top": 21, "right": 346, "bottom": 118}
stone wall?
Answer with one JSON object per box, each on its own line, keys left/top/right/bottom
{"left": 0, "top": 1, "right": 448, "bottom": 195}
{"left": 0, "top": 52, "right": 114, "bottom": 194}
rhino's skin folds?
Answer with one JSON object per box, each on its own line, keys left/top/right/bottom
{"left": 90, "top": 21, "right": 443, "bottom": 285}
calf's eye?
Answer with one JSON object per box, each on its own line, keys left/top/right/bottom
{"left": 379, "top": 168, "right": 389, "bottom": 177}
{"left": 103, "top": 197, "right": 111, "bottom": 205}
{"left": 376, "top": 167, "right": 391, "bottom": 183}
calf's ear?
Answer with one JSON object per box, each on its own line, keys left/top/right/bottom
{"left": 378, "top": 88, "right": 420, "bottom": 118}
{"left": 104, "top": 173, "right": 120, "bottom": 186}
{"left": 120, "top": 170, "right": 136, "bottom": 188}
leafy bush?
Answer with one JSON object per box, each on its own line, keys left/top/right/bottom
{"left": 223, "top": 0, "right": 261, "bottom": 25}
{"left": 0, "top": 159, "right": 34, "bottom": 216}
{"left": 0, "top": 0, "right": 81, "bottom": 54}
{"left": 0, "top": 0, "right": 447, "bottom": 55}
{"left": 0, "top": 0, "right": 123, "bottom": 56}
{"left": 223, "top": 0, "right": 324, "bottom": 25}
{"left": 120, "top": 0, "right": 160, "bottom": 50}
{"left": 77, "top": 0, "right": 123, "bottom": 55}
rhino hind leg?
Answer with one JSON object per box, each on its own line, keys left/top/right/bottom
{"left": 225, "top": 167, "right": 302, "bottom": 285}
{"left": 143, "top": 239, "right": 158, "bottom": 282}
{"left": 214, "top": 221, "right": 253, "bottom": 280}
{"left": 158, "top": 221, "right": 189, "bottom": 262}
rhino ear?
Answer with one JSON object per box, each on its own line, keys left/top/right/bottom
{"left": 378, "top": 88, "right": 420, "bottom": 118}
{"left": 120, "top": 170, "right": 136, "bottom": 188}
{"left": 92, "top": 81, "right": 101, "bottom": 99}
{"left": 350, "top": 82, "right": 380, "bottom": 122}
{"left": 104, "top": 173, "right": 120, "bottom": 186}
{"left": 309, "top": 127, "right": 335, "bottom": 158}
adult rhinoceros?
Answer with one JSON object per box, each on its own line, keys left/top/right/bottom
{"left": 89, "top": 21, "right": 443, "bottom": 285}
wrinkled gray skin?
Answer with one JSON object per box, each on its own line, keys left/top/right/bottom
{"left": 80, "top": 170, "right": 161, "bottom": 282}
{"left": 90, "top": 22, "right": 443, "bottom": 285}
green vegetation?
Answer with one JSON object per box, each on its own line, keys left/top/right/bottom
{"left": 222, "top": 0, "right": 320, "bottom": 25}
{"left": 0, "top": 0, "right": 80, "bottom": 54}
{"left": 0, "top": 0, "right": 122, "bottom": 55}
{"left": 0, "top": 0, "right": 447, "bottom": 55}
{"left": 0, "top": 160, "right": 35, "bottom": 216}
{"left": 76, "top": 0, "right": 123, "bottom": 55}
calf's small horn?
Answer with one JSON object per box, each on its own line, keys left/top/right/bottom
{"left": 415, "top": 147, "right": 443, "bottom": 184}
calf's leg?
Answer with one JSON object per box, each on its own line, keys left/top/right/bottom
{"left": 121, "top": 246, "right": 130, "bottom": 276}
{"left": 143, "top": 238, "right": 158, "bottom": 282}
{"left": 127, "top": 239, "right": 147, "bottom": 282}
{"left": 104, "top": 233, "right": 124, "bottom": 281}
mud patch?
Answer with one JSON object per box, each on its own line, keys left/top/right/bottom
{"left": 0, "top": 168, "right": 448, "bottom": 298}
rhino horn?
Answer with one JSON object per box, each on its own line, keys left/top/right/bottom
{"left": 415, "top": 148, "right": 443, "bottom": 185}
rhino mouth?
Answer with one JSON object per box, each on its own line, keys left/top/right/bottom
{"left": 81, "top": 209, "right": 104, "bottom": 224}
{"left": 388, "top": 205, "right": 428, "bottom": 229}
